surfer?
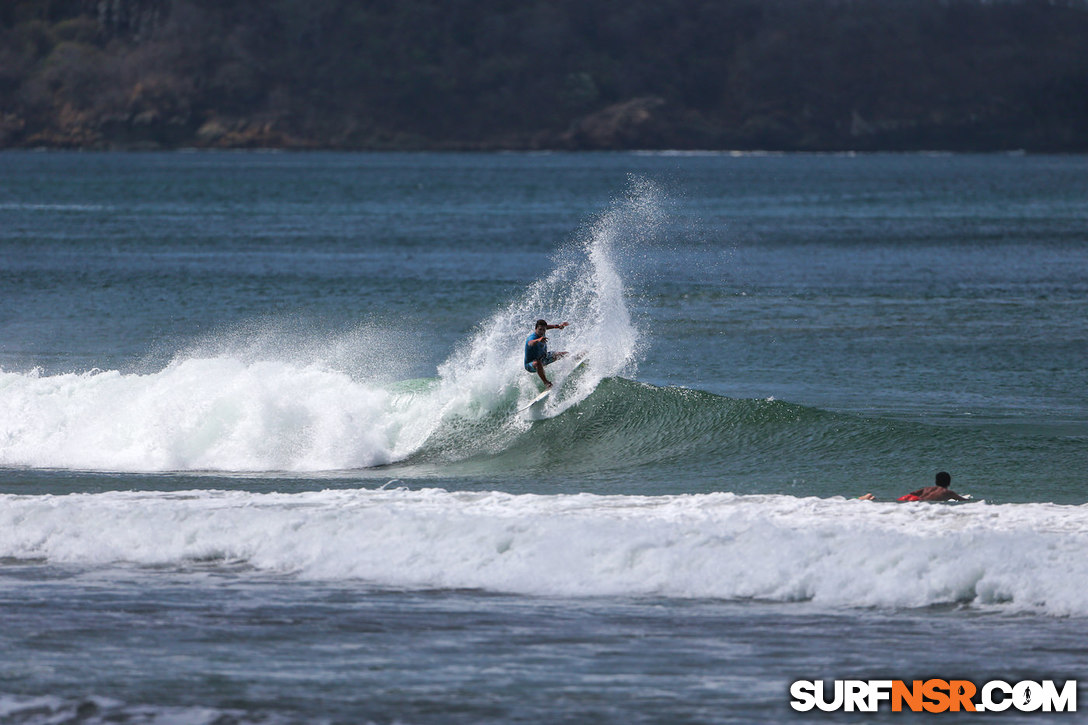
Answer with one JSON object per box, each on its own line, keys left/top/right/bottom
{"left": 858, "top": 471, "right": 969, "bottom": 502}
{"left": 524, "top": 319, "right": 569, "bottom": 388}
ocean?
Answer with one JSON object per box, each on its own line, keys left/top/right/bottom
{"left": 0, "top": 150, "right": 1086, "bottom": 723}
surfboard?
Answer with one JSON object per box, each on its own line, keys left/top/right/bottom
{"left": 518, "top": 353, "right": 588, "bottom": 414}
{"left": 517, "top": 388, "right": 551, "bottom": 413}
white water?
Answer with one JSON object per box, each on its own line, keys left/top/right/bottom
{"left": 0, "top": 359, "right": 399, "bottom": 471}
{"left": 3, "top": 486, "right": 1087, "bottom": 615}
{"left": 0, "top": 182, "right": 660, "bottom": 473}
{"left": 437, "top": 176, "right": 659, "bottom": 416}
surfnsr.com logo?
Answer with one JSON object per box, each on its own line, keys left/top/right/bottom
{"left": 790, "top": 679, "right": 1077, "bottom": 713}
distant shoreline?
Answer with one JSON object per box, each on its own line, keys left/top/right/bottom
{"left": 5, "top": 1, "right": 1086, "bottom": 156}
{"left": 1, "top": 146, "right": 1078, "bottom": 155}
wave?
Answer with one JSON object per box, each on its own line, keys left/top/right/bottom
{"left": 0, "top": 180, "right": 664, "bottom": 474}
{"left": 415, "top": 378, "right": 833, "bottom": 472}
{"left": 0, "top": 354, "right": 1020, "bottom": 490}
{"left": 0, "top": 202, "right": 110, "bottom": 212}
{"left": 0, "top": 358, "right": 405, "bottom": 471}
{"left": 3, "top": 486, "right": 1086, "bottom": 615}
{"left": 0, "top": 354, "right": 946, "bottom": 478}
{"left": 0, "top": 694, "right": 286, "bottom": 725}
{"left": 2, "top": 175, "right": 1064, "bottom": 488}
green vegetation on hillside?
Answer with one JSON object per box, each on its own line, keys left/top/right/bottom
{"left": 2, "top": 0, "right": 1087, "bottom": 150}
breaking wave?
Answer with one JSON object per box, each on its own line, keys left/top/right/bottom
{"left": 2, "top": 486, "right": 1086, "bottom": 615}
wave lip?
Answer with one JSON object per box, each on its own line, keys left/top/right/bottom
{"left": 3, "top": 487, "right": 1086, "bottom": 616}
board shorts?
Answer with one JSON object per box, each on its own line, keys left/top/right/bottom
{"left": 524, "top": 352, "right": 558, "bottom": 373}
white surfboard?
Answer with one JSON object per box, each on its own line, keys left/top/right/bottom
{"left": 517, "top": 354, "right": 588, "bottom": 414}
{"left": 517, "top": 388, "right": 551, "bottom": 413}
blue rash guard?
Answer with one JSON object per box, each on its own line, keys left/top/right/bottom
{"left": 524, "top": 332, "right": 556, "bottom": 373}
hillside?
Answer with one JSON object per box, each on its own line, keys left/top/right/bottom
{"left": 2, "top": 0, "right": 1087, "bottom": 150}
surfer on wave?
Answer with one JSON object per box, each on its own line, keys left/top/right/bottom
{"left": 859, "top": 471, "right": 970, "bottom": 502}
{"left": 524, "top": 319, "right": 569, "bottom": 388}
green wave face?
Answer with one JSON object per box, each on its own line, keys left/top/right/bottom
{"left": 402, "top": 376, "right": 1072, "bottom": 503}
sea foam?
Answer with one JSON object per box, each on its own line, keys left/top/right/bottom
{"left": 0, "top": 359, "right": 399, "bottom": 471}
{"left": 2, "top": 487, "right": 1086, "bottom": 616}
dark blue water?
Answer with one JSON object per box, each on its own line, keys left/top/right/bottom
{"left": 1, "top": 151, "right": 1087, "bottom": 722}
